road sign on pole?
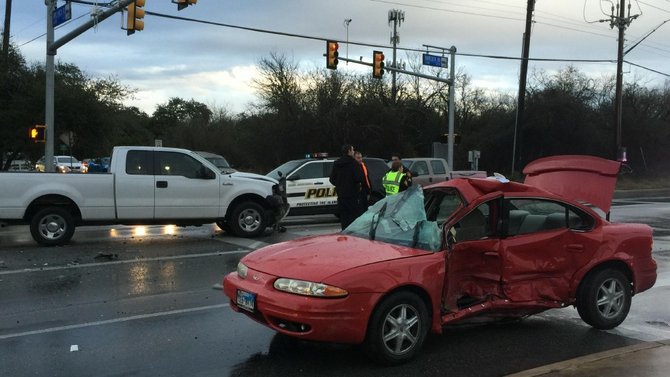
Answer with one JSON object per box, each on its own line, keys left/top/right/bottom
{"left": 422, "top": 53, "right": 448, "bottom": 68}
{"left": 52, "top": 2, "right": 72, "bottom": 27}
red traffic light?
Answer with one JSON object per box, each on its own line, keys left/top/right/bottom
{"left": 326, "top": 40, "right": 339, "bottom": 70}
{"left": 373, "top": 50, "right": 385, "bottom": 79}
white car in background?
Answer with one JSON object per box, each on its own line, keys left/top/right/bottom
{"left": 35, "top": 156, "right": 84, "bottom": 173}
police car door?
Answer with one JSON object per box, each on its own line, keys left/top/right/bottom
{"left": 286, "top": 160, "right": 337, "bottom": 211}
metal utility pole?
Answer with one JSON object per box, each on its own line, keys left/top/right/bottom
{"left": 421, "top": 44, "right": 456, "bottom": 168}
{"left": 2, "top": 0, "right": 11, "bottom": 57}
{"left": 611, "top": 0, "right": 637, "bottom": 161}
{"left": 45, "top": 0, "right": 55, "bottom": 172}
{"left": 447, "top": 46, "right": 456, "bottom": 170}
{"left": 511, "top": 0, "right": 535, "bottom": 175}
{"left": 388, "top": 9, "right": 404, "bottom": 102}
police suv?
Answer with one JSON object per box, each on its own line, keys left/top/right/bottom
{"left": 267, "top": 155, "right": 388, "bottom": 216}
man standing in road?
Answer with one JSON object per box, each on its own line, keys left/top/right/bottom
{"left": 354, "top": 150, "right": 371, "bottom": 214}
{"left": 330, "top": 144, "right": 365, "bottom": 230}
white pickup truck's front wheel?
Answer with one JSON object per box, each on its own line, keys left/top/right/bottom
{"left": 30, "top": 207, "right": 75, "bottom": 246}
{"left": 229, "top": 201, "right": 267, "bottom": 238}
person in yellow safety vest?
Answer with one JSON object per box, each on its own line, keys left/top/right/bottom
{"left": 383, "top": 161, "right": 411, "bottom": 195}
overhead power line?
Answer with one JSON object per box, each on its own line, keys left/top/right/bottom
{"left": 15, "top": 4, "right": 670, "bottom": 77}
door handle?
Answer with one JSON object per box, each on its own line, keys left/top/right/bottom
{"left": 156, "top": 181, "right": 168, "bottom": 188}
{"left": 567, "top": 244, "right": 584, "bottom": 251}
{"left": 314, "top": 182, "right": 324, "bottom": 185}
{"left": 483, "top": 251, "right": 499, "bottom": 257}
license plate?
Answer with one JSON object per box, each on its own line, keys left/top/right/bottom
{"left": 236, "top": 289, "right": 256, "bottom": 312}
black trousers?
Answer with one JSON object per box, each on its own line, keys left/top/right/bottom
{"left": 337, "top": 196, "right": 359, "bottom": 230}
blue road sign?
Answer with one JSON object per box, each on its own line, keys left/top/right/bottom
{"left": 53, "top": 3, "right": 72, "bottom": 27}
{"left": 422, "top": 53, "right": 448, "bottom": 68}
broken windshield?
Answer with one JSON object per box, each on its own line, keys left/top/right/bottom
{"left": 342, "top": 185, "right": 443, "bottom": 251}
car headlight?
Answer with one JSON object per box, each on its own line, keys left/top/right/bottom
{"left": 237, "top": 262, "right": 248, "bottom": 279}
{"left": 274, "top": 278, "right": 348, "bottom": 298}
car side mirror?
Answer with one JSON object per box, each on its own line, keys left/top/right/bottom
{"left": 287, "top": 174, "right": 300, "bottom": 181}
{"left": 200, "top": 166, "right": 216, "bottom": 180}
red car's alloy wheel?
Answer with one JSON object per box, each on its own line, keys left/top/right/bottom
{"left": 365, "top": 291, "right": 429, "bottom": 365}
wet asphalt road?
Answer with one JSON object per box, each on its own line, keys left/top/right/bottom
{"left": 0, "top": 197, "right": 669, "bottom": 377}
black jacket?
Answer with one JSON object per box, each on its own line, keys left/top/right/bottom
{"left": 329, "top": 156, "right": 364, "bottom": 198}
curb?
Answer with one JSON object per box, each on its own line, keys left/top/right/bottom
{"left": 505, "top": 341, "right": 668, "bottom": 377}
{"left": 614, "top": 188, "right": 670, "bottom": 199}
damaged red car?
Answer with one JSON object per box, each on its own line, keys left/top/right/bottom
{"left": 222, "top": 155, "right": 657, "bottom": 364}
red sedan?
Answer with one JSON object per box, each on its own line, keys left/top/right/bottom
{"left": 223, "top": 155, "right": 657, "bottom": 364}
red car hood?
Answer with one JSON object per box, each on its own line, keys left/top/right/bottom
{"left": 523, "top": 155, "right": 621, "bottom": 214}
{"left": 242, "top": 234, "right": 430, "bottom": 282}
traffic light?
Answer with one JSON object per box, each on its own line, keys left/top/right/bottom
{"left": 29, "top": 125, "right": 46, "bottom": 143}
{"left": 373, "top": 50, "right": 385, "bottom": 78}
{"left": 326, "top": 40, "right": 339, "bottom": 70}
{"left": 127, "top": 0, "right": 146, "bottom": 36}
{"left": 177, "top": 0, "right": 197, "bottom": 11}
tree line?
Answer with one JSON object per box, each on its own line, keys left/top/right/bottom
{"left": 1, "top": 45, "right": 668, "bottom": 176}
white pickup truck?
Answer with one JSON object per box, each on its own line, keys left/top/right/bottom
{"left": 399, "top": 157, "right": 487, "bottom": 186}
{"left": 0, "top": 146, "right": 289, "bottom": 246}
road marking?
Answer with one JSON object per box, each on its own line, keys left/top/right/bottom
{"left": 218, "top": 238, "right": 269, "bottom": 250}
{"left": 0, "top": 250, "right": 250, "bottom": 276}
{"left": 0, "top": 304, "right": 230, "bottom": 340}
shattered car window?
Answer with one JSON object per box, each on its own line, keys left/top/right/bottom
{"left": 343, "top": 185, "right": 443, "bottom": 251}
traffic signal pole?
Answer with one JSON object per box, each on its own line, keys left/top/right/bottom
{"left": 44, "top": 0, "right": 135, "bottom": 171}
{"left": 337, "top": 51, "right": 456, "bottom": 167}
{"left": 447, "top": 46, "right": 456, "bottom": 170}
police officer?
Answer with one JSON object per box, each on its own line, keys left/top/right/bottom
{"left": 329, "top": 144, "right": 365, "bottom": 229}
{"left": 383, "top": 160, "right": 411, "bottom": 195}
{"left": 390, "top": 153, "right": 412, "bottom": 187}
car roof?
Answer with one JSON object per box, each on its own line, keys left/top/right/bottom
{"left": 430, "top": 178, "right": 556, "bottom": 205}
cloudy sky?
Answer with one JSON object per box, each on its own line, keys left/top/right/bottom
{"left": 6, "top": 0, "right": 670, "bottom": 115}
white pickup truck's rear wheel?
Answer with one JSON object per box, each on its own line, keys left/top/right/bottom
{"left": 30, "top": 207, "right": 75, "bottom": 246}
{"left": 229, "top": 201, "right": 267, "bottom": 238}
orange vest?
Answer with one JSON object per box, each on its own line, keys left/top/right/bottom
{"left": 361, "top": 162, "right": 371, "bottom": 190}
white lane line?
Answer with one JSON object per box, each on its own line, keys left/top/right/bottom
{"left": 0, "top": 250, "right": 250, "bottom": 276}
{"left": 0, "top": 303, "right": 230, "bottom": 340}
{"left": 220, "top": 238, "right": 269, "bottom": 250}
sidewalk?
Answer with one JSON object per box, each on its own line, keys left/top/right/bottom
{"left": 507, "top": 340, "right": 670, "bottom": 377}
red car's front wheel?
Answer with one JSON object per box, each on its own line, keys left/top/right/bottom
{"left": 364, "top": 291, "right": 430, "bottom": 365}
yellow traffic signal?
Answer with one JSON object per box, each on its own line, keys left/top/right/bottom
{"left": 30, "top": 125, "right": 46, "bottom": 142}
{"left": 127, "top": 0, "right": 146, "bottom": 36}
{"left": 177, "top": 0, "right": 197, "bottom": 11}
{"left": 373, "top": 51, "right": 385, "bottom": 79}
{"left": 326, "top": 40, "right": 339, "bottom": 70}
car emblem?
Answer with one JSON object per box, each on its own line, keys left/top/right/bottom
{"left": 252, "top": 275, "right": 260, "bottom": 281}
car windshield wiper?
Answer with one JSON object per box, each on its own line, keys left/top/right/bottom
{"left": 369, "top": 202, "right": 388, "bottom": 241}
